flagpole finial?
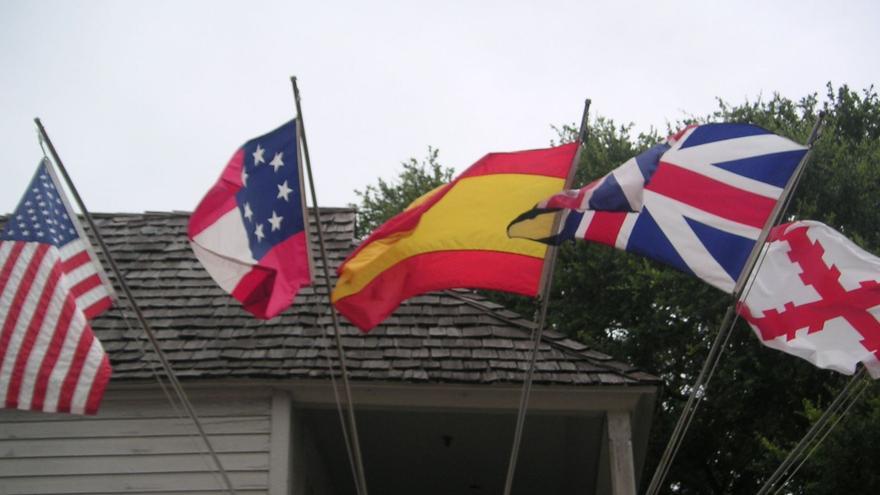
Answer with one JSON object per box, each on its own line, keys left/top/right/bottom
{"left": 34, "top": 117, "right": 45, "bottom": 145}
{"left": 578, "top": 99, "right": 592, "bottom": 145}
{"left": 807, "top": 110, "right": 826, "bottom": 148}
{"left": 34, "top": 118, "right": 47, "bottom": 156}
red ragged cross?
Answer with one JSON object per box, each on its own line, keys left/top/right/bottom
{"left": 738, "top": 224, "right": 880, "bottom": 360}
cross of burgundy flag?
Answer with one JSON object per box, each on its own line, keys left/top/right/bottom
{"left": 188, "top": 120, "right": 313, "bottom": 319}
{"left": 0, "top": 159, "right": 115, "bottom": 414}
{"left": 509, "top": 123, "right": 809, "bottom": 293}
{"left": 738, "top": 221, "right": 880, "bottom": 378}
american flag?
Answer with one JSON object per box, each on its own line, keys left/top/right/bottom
{"left": 0, "top": 159, "right": 114, "bottom": 414}
{"left": 510, "top": 124, "right": 809, "bottom": 293}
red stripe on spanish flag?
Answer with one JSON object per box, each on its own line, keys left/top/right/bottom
{"left": 332, "top": 143, "right": 579, "bottom": 331}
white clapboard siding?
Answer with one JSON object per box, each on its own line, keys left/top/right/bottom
{"left": 0, "top": 472, "right": 268, "bottom": 494}
{"left": 0, "top": 385, "right": 275, "bottom": 495}
{"left": 1, "top": 435, "right": 269, "bottom": 458}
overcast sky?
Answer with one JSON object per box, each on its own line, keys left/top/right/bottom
{"left": 2, "top": 0, "right": 878, "bottom": 214}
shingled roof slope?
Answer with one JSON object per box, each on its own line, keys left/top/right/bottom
{"left": 3, "top": 210, "right": 658, "bottom": 386}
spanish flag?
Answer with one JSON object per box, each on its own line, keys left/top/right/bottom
{"left": 332, "top": 143, "right": 579, "bottom": 331}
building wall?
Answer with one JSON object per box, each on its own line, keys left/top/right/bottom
{"left": 0, "top": 379, "right": 654, "bottom": 495}
{"left": 0, "top": 385, "right": 275, "bottom": 495}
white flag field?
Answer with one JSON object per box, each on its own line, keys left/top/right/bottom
{"left": 739, "top": 220, "right": 880, "bottom": 378}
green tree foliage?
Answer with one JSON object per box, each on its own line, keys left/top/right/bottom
{"left": 793, "top": 388, "right": 880, "bottom": 494}
{"left": 351, "top": 84, "right": 880, "bottom": 493}
{"left": 350, "top": 146, "right": 453, "bottom": 238}
{"left": 547, "top": 84, "right": 880, "bottom": 494}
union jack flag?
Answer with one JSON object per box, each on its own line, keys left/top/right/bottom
{"left": 509, "top": 124, "right": 809, "bottom": 293}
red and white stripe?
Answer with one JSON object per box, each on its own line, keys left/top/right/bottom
{"left": 59, "top": 239, "right": 113, "bottom": 318}
{"left": 0, "top": 238, "right": 112, "bottom": 414}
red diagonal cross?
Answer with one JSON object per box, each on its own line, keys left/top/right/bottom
{"left": 739, "top": 225, "right": 880, "bottom": 360}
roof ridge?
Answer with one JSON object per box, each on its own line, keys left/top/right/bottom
{"left": 1, "top": 207, "right": 360, "bottom": 220}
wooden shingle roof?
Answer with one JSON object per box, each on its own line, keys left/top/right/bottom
{"left": 7, "top": 210, "right": 659, "bottom": 386}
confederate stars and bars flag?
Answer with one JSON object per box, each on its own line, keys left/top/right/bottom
{"left": 0, "top": 159, "right": 115, "bottom": 414}
{"left": 188, "top": 120, "right": 313, "bottom": 319}
{"left": 509, "top": 123, "right": 809, "bottom": 294}
{"left": 739, "top": 221, "right": 880, "bottom": 378}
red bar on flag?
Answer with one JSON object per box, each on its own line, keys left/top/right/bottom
{"left": 188, "top": 120, "right": 313, "bottom": 319}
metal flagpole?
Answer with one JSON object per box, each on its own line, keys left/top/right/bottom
{"left": 502, "top": 99, "right": 591, "bottom": 495}
{"left": 756, "top": 367, "right": 868, "bottom": 495}
{"left": 34, "top": 118, "right": 238, "bottom": 495}
{"left": 770, "top": 374, "right": 871, "bottom": 495}
{"left": 644, "top": 113, "right": 826, "bottom": 495}
{"left": 285, "top": 81, "right": 360, "bottom": 493}
{"left": 290, "top": 76, "right": 370, "bottom": 495}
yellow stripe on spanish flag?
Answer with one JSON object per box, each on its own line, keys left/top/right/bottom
{"left": 332, "top": 143, "right": 579, "bottom": 331}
